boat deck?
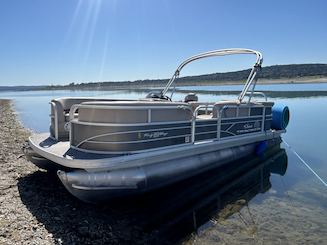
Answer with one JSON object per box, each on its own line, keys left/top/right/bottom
{"left": 30, "top": 129, "right": 285, "bottom": 172}
{"left": 32, "top": 133, "right": 120, "bottom": 159}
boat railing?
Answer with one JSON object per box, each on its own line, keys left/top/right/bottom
{"left": 67, "top": 103, "right": 195, "bottom": 149}
{"left": 191, "top": 104, "right": 232, "bottom": 143}
{"left": 68, "top": 104, "right": 194, "bottom": 124}
{"left": 244, "top": 91, "right": 267, "bottom": 102}
{"left": 191, "top": 103, "right": 267, "bottom": 143}
{"left": 191, "top": 104, "right": 215, "bottom": 143}
{"left": 65, "top": 102, "right": 267, "bottom": 152}
{"left": 50, "top": 101, "right": 59, "bottom": 140}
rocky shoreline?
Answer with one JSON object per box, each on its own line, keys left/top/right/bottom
{"left": 0, "top": 100, "right": 155, "bottom": 245}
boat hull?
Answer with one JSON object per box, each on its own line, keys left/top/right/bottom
{"left": 57, "top": 138, "right": 281, "bottom": 203}
{"left": 28, "top": 129, "right": 284, "bottom": 203}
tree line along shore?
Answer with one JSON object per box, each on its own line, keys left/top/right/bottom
{"left": 1, "top": 63, "right": 327, "bottom": 92}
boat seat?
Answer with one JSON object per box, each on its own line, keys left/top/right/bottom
{"left": 197, "top": 114, "right": 213, "bottom": 119}
{"left": 50, "top": 97, "right": 135, "bottom": 140}
{"left": 213, "top": 100, "right": 265, "bottom": 118}
{"left": 212, "top": 100, "right": 241, "bottom": 118}
{"left": 212, "top": 100, "right": 272, "bottom": 118}
{"left": 187, "top": 101, "right": 214, "bottom": 112}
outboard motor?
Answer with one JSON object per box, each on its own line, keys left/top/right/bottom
{"left": 184, "top": 93, "right": 198, "bottom": 102}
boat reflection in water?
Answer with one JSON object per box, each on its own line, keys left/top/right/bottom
{"left": 113, "top": 141, "right": 288, "bottom": 244}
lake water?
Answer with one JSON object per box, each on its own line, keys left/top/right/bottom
{"left": 177, "top": 82, "right": 327, "bottom": 91}
{"left": 0, "top": 84, "right": 326, "bottom": 244}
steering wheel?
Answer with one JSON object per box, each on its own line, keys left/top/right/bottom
{"left": 145, "top": 92, "right": 172, "bottom": 101}
{"left": 160, "top": 94, "right": 172, "bottom": 101}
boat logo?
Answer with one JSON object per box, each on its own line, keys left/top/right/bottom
{"left": 140, "top": 131, "right": 168, "bottom": 139}
{"left": 244, "top": 121, "right": 260, "bottom": 129}
{"left": 243, "top": 123, "right": 253, "bottom": 129}
{"left": 236, "top": 120, "right": 261, "bottom": 134}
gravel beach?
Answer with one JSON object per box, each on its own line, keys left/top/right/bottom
{"left": 0, "top": 100, "right": 155, "bottom": 245}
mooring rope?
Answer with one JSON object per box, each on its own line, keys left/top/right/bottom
{"left": 283, "top": 140, "right": 327, "bottom": 187}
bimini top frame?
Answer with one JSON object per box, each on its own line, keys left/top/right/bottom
{"left": 161, "top": 48, "right": 263, "bottom": 103}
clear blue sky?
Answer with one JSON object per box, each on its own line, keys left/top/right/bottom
{"left": 1, "top": 0, "right": 326, "bottom": 86}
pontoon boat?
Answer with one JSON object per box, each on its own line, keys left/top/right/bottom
{"left": 25, "top": 48, "right": 290, "bottom": 202}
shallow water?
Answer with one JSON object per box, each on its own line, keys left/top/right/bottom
{"left": 1, "top": 84, "right": 326, "bottom": 243}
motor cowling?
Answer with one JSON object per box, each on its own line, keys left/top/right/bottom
{"left": 184, "top": 93, "right": 198, "bottom": 102}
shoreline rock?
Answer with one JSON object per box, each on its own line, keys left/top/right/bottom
{"left": 0, "top": 100, "right": 149, "bottom": 244}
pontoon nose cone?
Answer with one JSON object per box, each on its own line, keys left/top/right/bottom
{"left": 55, "top": 168, "right": 149, "bottom": 202}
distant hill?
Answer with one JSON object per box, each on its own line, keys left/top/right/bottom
{"left": 176, "top": 64, "right": 327, "bottom": 83}
{"left": 1, "top": 64, "right": 327, "bottom": 91}
{"left": 52, "top": 63, "right": 327, "bottom": 89}
{"left": 258, "top": 64, "right": 327, "bottom": 79}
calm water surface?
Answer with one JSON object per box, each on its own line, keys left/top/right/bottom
{"left": 178, "top": 82, "right": 327, "bottom": 91}
{"left": 0, "top": 84, "right": 326, "bottom": 243}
